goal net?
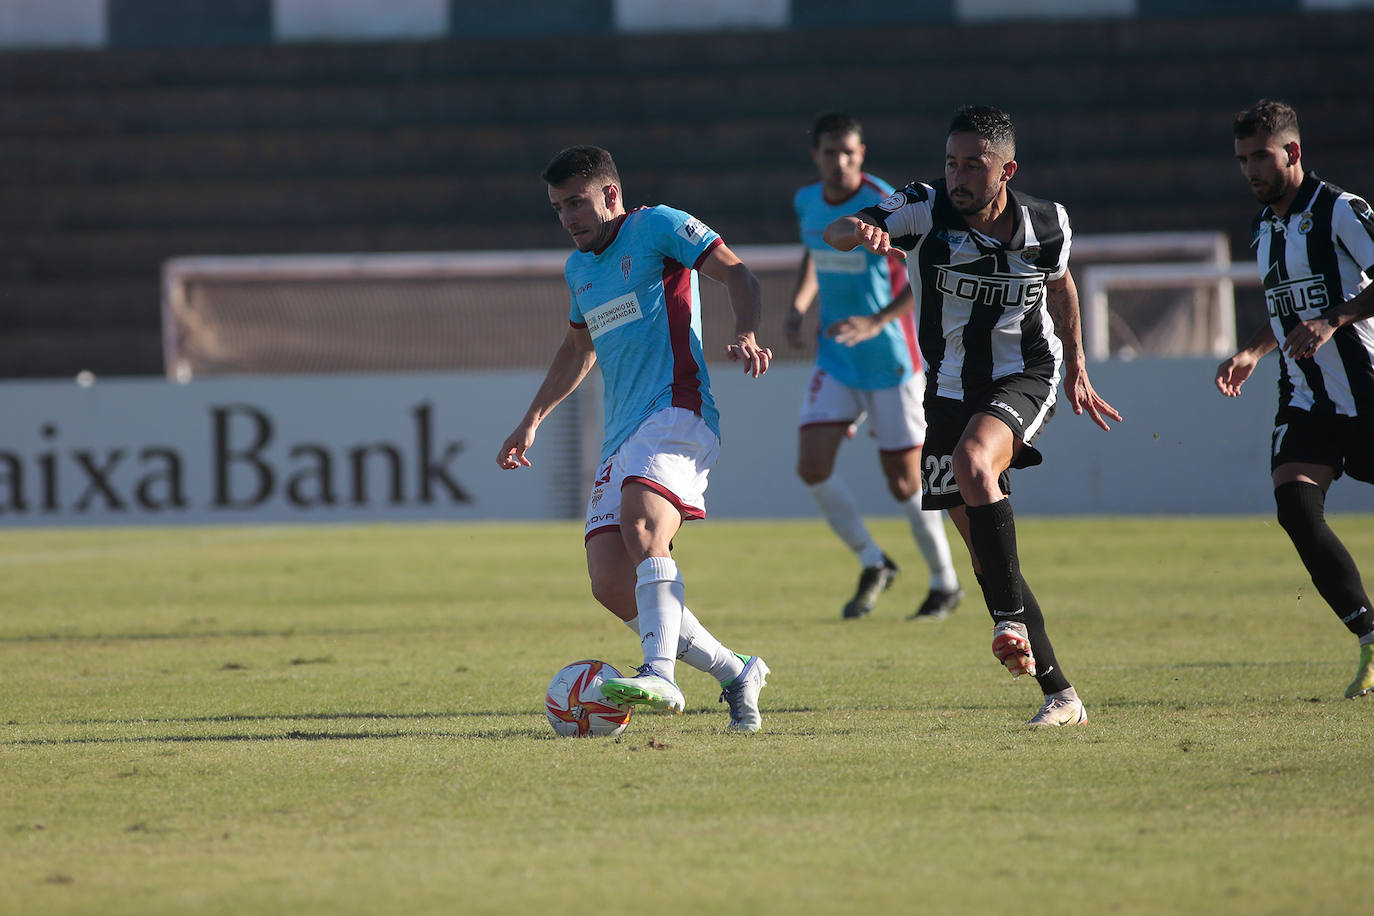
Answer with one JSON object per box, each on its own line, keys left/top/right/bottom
{"left": 161, "top": 234, "right": 1244, "bottom": 380}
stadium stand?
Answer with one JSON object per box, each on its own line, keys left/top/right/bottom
{"left": 1, "top": 9, "right": 1372, "bottom": 377}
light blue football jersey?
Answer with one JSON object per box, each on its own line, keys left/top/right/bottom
{"left": 794, "top": 174, "right": 920, "bottom": 390}
{"left": 565, "top": 205, "right": 723, "bottom": 462}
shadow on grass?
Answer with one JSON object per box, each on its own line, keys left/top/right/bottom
{"left": 3, "top": 705, "right": 853, "bottom": 746}
{"left": 1, "top": 729, "right": 539, "bottom": 745}
{"left": 64, "top": 711, "right": 493, "bottom": 725}
{"left": 2, "top": 710, "right": 560, "bottom": 745}
{"left": 0, "top": 627, "right": 427, "bottom": 643}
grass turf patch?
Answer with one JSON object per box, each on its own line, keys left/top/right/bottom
{"left": 2, "top": 516, "right": 1372, "bottom": 914}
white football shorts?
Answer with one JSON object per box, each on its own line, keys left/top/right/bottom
{"left": 584, "top": 407, "right": 719, "bottom": 542}
{"left": 798, "top": 367, "right": 927, "bottom": 451}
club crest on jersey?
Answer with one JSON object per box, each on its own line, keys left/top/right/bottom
{"left": 1297, "top": 212, "right": 1314, "bottom": 235}
{"left": 878, "top": 192, "right": 906, "bottom": 212}
{"left": 1021, "top": 245, "right": 1041, "bottom": 263}
{"left": 620, "top": 254, "right": 633, "bottom": 281}
{"left": 677, "top": 217, "right": 710, "bottom": 244}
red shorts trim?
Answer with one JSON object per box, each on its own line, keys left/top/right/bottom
{"left": 584, "top": 525, "right": 620, "bottom": 544}
{"left": 800, "top": 420, "right": 858, "bottom": 430}
{"left": 625, "top": 475, "right": 706, "bottom": 520}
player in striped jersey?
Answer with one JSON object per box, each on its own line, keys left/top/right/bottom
{"left": 824, "top": 106, "right": 1121, "bottom": 726}
{"left": 1216, "top": 100, "right": 1374, "bottom": 699}
{"left": 498, "top": 146, "right": 773, "bottom": 730}
{"left": 787, "top": 112, "right": 962, "bottom": 622}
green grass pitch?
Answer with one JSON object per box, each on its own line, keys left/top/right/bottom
{"left": 3, "top": 515, "right": 1373, "bottom": 914}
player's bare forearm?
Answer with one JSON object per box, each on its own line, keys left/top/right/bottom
{"left": 1046, "top": 272, "right": 1086, "bottom": 368}
{"left": 701, "top": 245, "right": 762, "bottom": 333}
{"left": 823, "top": 214, "right": 904, "bottom": 259}
{"left": 720, "top": 262, "right": 764, "bottom": 340}
{"left": 528, "top": 329, "right": 596, "bottom": 423}
{"left": 790, "top": 251, "right": 818, "bottom": 315}
{"left": 1047, "top": 272, "right": 1121, "bottom": 428}
{"left": 878, "top": 285, "right": 916, "bottom": 323}
{"left": 1237, "top": 323, "right": 1278, "bottom": 362}
{"left": 1288, "top": 282, "right": 1374, "bottom": 359}
{"left": 826, "top": 286, "right": 915, "bottom": 346}
{"left": 823, "top": 216, "right": 868, "bottom": 252}
{"left": 701, "top": 245, "right": 772, "bottom": 377}
{"left": 497, "top": 329, "right": 596, "bottom": 468}
{"left": 1321, "top": 280, "right": 1374, "bottom": 328}
{"left": 1215, "top": 325, "right": 1276, "bottom": 398}
{"left": 785, "top": 251, "right": 817, "bottom": 348}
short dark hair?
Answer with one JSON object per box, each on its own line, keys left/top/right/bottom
{"left": 810, "top": 111, "right": 863, "bottom": 148}
{"left": 541, "top": 145, "right": 621, "bottom": 187}
{"left": 1233, "top": 99, "right": 1300, "bottom": 142}
{"left": 947, "top": 105, "right": 1016, "bottom": 160}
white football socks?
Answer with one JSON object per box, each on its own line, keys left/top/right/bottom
{"left": 807, "top": 478, "right": 885, "bottom": 569}
{"left": 677, "top": 606, "right": 745, "bottom": 684}
{"left": 901, "top": 495, "right": 959, "bottom": 592}
{"left": 634, "top": 556, "right": 684, "bottom": 682}
{"left": 622, "top": 608, "right": 745, "bottom": 684}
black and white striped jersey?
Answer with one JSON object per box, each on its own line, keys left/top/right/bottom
{"left": 859, "top": 179, "right": 1070, "bottom": 401}
{"left": 1253, "top": 171, "right": 1374, "bottom": 417}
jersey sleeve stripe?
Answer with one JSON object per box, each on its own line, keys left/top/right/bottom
{"left": 691, "top": 236, "right": 724, "bottom": 271}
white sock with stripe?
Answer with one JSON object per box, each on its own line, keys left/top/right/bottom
{"left": 621, "top": 608, "right": 744, "bottom": 684}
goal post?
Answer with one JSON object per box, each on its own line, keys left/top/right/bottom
{"left": 1079, "top": 261, "right": 1257, "bottom": 361}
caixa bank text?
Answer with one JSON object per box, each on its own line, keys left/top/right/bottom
{"left": 0, "top": 403, "right": 469, "bottom": 516}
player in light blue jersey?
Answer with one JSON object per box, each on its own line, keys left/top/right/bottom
{"left": 786, "top": 112, "right": 962, "bottom": 623}
{"left": 498, "top": 146, "right": 772, "bottom": 731}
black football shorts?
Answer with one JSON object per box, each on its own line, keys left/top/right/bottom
{"left": 1271, "top": 406, "right": 1374, "bottom": 484}
{"left": 921, "top": 372, "right": 1058, "bottom": 510}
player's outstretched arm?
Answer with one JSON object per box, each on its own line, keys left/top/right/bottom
{"left": 823, "top": 215, "right": 906, "bottom": 259}
{"left": 701, "top": 243, "right": 773, "bottom": 378}
{"left": 497, "top": 327, "right": 597, "bottom": 469}
{"left": 1047, "top": 271, "right": 1122, "bottom": 430}
{"left": 1215, "top": 324, "right": 1277, "bottom": 398}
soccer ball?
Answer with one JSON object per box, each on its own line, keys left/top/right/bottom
{"left": 544, "top": 659, "right": 634, "bottom": 738}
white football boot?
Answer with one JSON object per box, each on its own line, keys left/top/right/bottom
{"left": 1027, "top": 690, "right": 1088, "bottom": 727}
{"left": 719, "top": 656, "right": 770, "bottom": 733}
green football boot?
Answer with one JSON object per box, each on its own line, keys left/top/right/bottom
{"left": 600, "top": 665, "right": 685, "bottom": 715}
{"left": 1345, "top": 643, "right": 1374, "bottom": 699}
